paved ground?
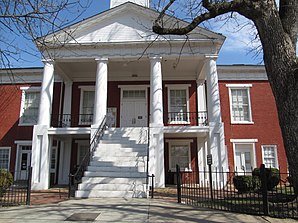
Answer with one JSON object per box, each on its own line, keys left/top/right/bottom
{"left": 0, "top": 187, "right": 296, "bottom": 222}
{"left": 0, "top": 197, "right": 297, "bottom": 223}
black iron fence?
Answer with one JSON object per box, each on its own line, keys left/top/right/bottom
{"left": 176, "top": 164, "right": 297, "bottom": 219}
{"left": 0, "top": 168, "right": 32, "bottom": 207}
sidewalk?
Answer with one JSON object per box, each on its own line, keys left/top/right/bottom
{"left": 0, "top": 197, "right": 296, "bottom": 223}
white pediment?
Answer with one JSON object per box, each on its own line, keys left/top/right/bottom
{"left": 42, "top": 3, "right": 224, "bottom": 46}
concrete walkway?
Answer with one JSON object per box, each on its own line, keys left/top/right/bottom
{"left": 0, "top": 198, "right": 296, "bottom": 223}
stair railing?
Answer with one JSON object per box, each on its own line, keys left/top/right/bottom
{"left": 68, "top": 116, "right": 107, "bottom": 197}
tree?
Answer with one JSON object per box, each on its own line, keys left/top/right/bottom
{"left": 153, "top": 0, "right": 298, "bottom": 193}
{"left": 0, "top": 0, "right": 91, "bottom": 68}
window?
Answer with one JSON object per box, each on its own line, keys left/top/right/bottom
{"left": 262, "top": 145, "right": 278, "bottom": 168}
{"left": 168, "top": 140, "right": 192, "bottom": 171}
{"left": 79, "top": 87, "right": 95, "bottom": 125}
{"left": 77, "top": 145, "right": 89, "bottom": 165}
{"left": 19, "top": 87, "right": 40, "bottom": 125}
{"left": 227, "top": 84, "right": 253, "bottom": 124}
{"left": 167, "top": 85, "right": 190, "bottom": 123}
{"left": 0, "top": 147, "right": 10, "bottom": 170}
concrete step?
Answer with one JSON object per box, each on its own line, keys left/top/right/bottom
{"left": 87, "top": 165, "right": 146, "bottom": 172}
{"left": 99, "top": 139, "right": 147, "bottom": 145}
{"left": 93, "top": 151, "right": 147, "bottom": 157}
{"left": 89, "top": 160, "right": 146, "bottom": 167}
{"left": 92, "top": 156, "right": 147, "bottom": 162}
{"left": 78, "top": 183, "right": 145, "bottom": 191}
{"left": 95, "top": 146, "right": 147, "bottom": 153}
{"left": 81, "top": 177, "right": 146, "bottom": 184}
{"left": 97, "top": 143, "right": 147, "bottom": 149}
{"left": 84, "top": 171, "right": 146, "bottom": 178}
{"left": 75, "top": 190, "right": 146, "bottom": 198}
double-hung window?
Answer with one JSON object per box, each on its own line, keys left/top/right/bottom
{"left": 79, "top": 86, "right": 95, "bottom": 125}
{"left": 227, "top": 84, "right": 253, "bottom": 124}
{"left": 167, "top": 85, "right": 190, "bottom": 124}
{"left": 0, "top": 147, "right": 11, "bottom": 170}
{"left": 262, "top": 145, "right": 278, "bottom": 168}
{"left": 19, "top": 87, "right": 40, "bottom": 125}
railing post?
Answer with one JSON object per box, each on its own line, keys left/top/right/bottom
{"left": 176, "top": 164, "right": 181, "bottom": 203}
{"left": 260, "top": 164, "right": 269, "bottom": 216}
{"left": 26, "top": 167, "right": 32, "bottom": 205}
{"left": 151, "top": 174, "right": 155, "bottom": 199}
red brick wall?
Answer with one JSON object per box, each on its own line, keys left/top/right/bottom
{"left": 219, "top": 80, "right": 287, "bottom": 172}
{"left": 0, "top": 82, "right": 61, "bottom": 172}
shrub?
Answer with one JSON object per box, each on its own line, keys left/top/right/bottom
{"left": 233, "top": 175, "right": 255, "bottom": 193}
{"left": 252, "top": 167, "right": 280, "bottom": 191}
{"left": 0, "top": 169, "right": 13, "bottom": 197}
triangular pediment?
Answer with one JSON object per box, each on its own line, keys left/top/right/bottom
{"left": 41, "top": 2, "right": 225, "bottom": 46}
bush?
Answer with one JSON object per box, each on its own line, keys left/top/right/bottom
{"left": 233, "top": 176, "right": 255, "bottom": 193}
{"left": 252, "top": 167, "right": 280, "bottom": 191}
{"left": 0, "top": 169, "right": 13, "bottom": 197}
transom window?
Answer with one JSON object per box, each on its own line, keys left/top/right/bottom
{"left": 168, "top": 140, "right": 192, "bottom": 171}
{"left": 19, "top": 87, "right": 40, "bottom": 125}
{"left": 227, "top": 84, "right": 253, "bottom": 124}
{"left": 0, "top": 147, "right": 10, "bottom": 170}
{"left": 262, "top": 145, "right": 278, "bottom": 168}
{"left": 167, "top": 85, "right": 190, "bottom": 123}
{"left": 123, "top": 90, "right": 146, "bottom": 99}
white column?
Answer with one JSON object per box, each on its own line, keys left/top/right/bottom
{"left": 38, "top": 59, "right": 55, "bottom": 126}
{"left": 205, "top": 55, "right": 227, "bottom": 173}
{"left": 149, "top": 56, "right": 163, "bottom": 127}
{"left": 63, "top": 81, "right": 72, "bottom": 126}
{"left": 58, "top": 139, "right": 71, "bottom": 185}
{"left": 205, "top": 56, "right": 221, "bottom": 124}
{"left": 93, "top": 58, "right": 108, "bottom": 125}
{"left": 149, "top": 56, "right": 165, "bottom": 188}
{"left": 196, "top": 79, "right": 207, "bottom": 125}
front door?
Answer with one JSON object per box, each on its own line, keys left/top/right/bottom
{"left": 234, "top": 144, "right": 254, "bottom": 174}
{"left": 120, "top": 89, "right": 147, "bottom": 127}
{"left": 17, "top": 146, "right": 32, "bottom": 180}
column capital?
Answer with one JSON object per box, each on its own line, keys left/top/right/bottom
{"left": 95, "top": 57, "right": 109, "bottom": 63}
{"left": 204, "top": 54, "right": 218, "bottom": 60}
{"left": 196, "top": 79, "right": 205, "bottom": 85}
{"left": 64, "top": 81, "right": 73, "bottom": 86}
{"left": 149, "top": 56, "right": 162, "bottom": 62}
{"left": 42, "top": 58, "right": 55, "bottom": 65}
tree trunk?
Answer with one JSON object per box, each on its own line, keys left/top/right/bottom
{"left": 251, "top": 8, "right": 298, "bottom": 193}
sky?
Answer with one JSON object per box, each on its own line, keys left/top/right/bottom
{"left": 6, "top": 0, "right": 266, "bottom": 68}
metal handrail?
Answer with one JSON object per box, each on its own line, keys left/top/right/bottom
{"left": 68, "top": 116, "right": 107, "bottom": 197}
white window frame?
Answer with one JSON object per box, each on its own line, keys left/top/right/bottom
{"left": 166, "top": 84, "right": 191, "bottom": 124}
{"left": 231, "top": 139, "right": 257, "bottom": 172}
{"left": 226, "top": 84, "right": 253, "bottom": 124}
{"left": 0, "top": 147, "right": 11, "bottom": 170}
{"left": 167, "top": 139, "right": 193, "bottom": 172}
{"left": 79, "top": 86, "right": 95, "bottom": 125}
{"left": 19, "top": 86, "right": 41, "bottom": 126}
{"left": 262, "top": 145, "right": 279, "bottom": 168}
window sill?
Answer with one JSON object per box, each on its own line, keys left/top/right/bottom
{"left": 18, "top": 123, "right": 36, "bottom": 126}
{"left": 231, "top": 121, "right": 254, "bottom": 125}
{"left": 170, "top": 169, "right": 192, "bottom": 172}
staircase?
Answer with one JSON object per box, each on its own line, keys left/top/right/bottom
{"left": 75, "top": 127, "right": 148, "bottom": 198}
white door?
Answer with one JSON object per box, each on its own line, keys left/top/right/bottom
{"left": 17, "top": 146, "right": 32, "bottom": 180}
{"left": 120, "top": 89, "right": 147, "bottom": 127}
{"left": 234, "top": 144, "right": 254, "bottom": 174}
